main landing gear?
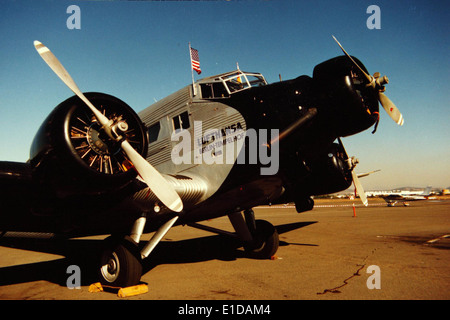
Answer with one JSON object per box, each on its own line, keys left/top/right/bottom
{"left": 97, "top": 209, "right": 279, "bottom": 287}
{"left": 99, "top": 236, "right": 142, "bottom": 288}
{"left": 230, "top": 209, "right": 279, "bottom": 259}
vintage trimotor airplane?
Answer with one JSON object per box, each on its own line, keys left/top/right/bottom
{"left": 0, "top": 37, "right": 403, "bottom": 287}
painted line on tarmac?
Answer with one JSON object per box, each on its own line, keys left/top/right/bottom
{"left": 259, "top": 203, "right": 386, "bottom": 209}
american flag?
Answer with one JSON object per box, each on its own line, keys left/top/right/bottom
{"left": 190, "top": 47, "right": 201, "bottom": 75}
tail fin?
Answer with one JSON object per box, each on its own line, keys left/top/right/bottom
{"left": 422, "top": 186, "right": 432, "bottom": 196}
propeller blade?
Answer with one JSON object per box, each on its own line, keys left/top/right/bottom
{"left": 379, "top": 92, "right": 404, "bottom": 126}
{"left": 352, "top": 170, "right": 368, "bottom": 206}
{"left": 357, "top": 169, "right": 380, "bottom": 179}
{"left": 337, "top": 138, "right": 367, "bottom": 206}
{"left": 332, "top": 36, "right": 404, "bottom": 127}
{"left": 332, "top": 35, "right": 372, "bottom": 83}
{"left": 121, "top": 141, "right": 183, "bottom": 212}
{"left": 34, "top": 41, "right": 110, "bottom": 126}
{"left": 34, "top": 40, "right": 183, "bottom": 212}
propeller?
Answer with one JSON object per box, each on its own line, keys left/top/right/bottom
{"left": 338, "top": 138, "right": 368, "bottom": 206}
{"left": 349, "top": 158, "right": 368, "bottom": 207}
{"left": 332, "top": 36, "right": 404, "bottom": 126}
{"left": 34, "top": 40, "right": 183, "bottom": 212}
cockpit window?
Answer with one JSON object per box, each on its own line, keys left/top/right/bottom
{"left": 201, "top": 82, "right": 229, "bottom": 99}
{"left": 198, "top": 70, "right": 266, "bottom": 99}
{"left": 223, "top": 72, "right": 266, "bottom": 93}
{"left": 246, "top": 75, "right": 267, "bottom": 88}
{"left": 226, "top": 75, "right": 250, "bottom": 93}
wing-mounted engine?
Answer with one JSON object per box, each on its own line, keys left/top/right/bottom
{"left": 30, "top": 93, "right": 148, "bottom": 198}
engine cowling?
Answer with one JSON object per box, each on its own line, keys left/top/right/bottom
{"left": 277, "top": 142, "right": 353, "bottom": 213}
{"left": 302, "top": 142, "right": 353, "bottom": 196}
{"left": 30, "top": 92, "right": 148, "bottom": 198}
{"left": 313, "top": 56, "right": 379, "bottom": 137}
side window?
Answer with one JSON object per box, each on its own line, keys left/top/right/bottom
{"left": 148, "top": 122, "right": 161, "bottom": 143}
{"left": 200, "top": 83, "right": 229, "bottom": 99}
{"left": 172, "top": 111, "right": 190, "bottom": 132}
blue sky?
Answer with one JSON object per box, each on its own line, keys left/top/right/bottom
{"left": 0, "top": 0, "right": 449, "bottom": 190}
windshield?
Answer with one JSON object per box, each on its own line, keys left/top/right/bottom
{"left": 198, "top": 70, "right": 267, "bottom": 99}
{"left": 222, "top": 72, "right": 266, "bottom": 93}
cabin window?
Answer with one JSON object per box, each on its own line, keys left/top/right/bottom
{"left": 172, "top": 111, "right": 190, "bottom": 132}
{"left": 148, "top": 122, "right": 161, "bottom": 143}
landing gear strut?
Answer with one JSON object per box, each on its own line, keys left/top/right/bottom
{"left": 97, "top": 209, "right": 279, "bottom": 287}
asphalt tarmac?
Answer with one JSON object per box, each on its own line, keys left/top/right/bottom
{"left": 0, "top": 199, "right": 449, "bottom": 300}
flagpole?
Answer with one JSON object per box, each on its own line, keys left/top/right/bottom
{"left": 189, "top": 42, "right": 197, "bottom": 96}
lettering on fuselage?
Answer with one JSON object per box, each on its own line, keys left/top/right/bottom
{"left": 197, "top": 122, "right": 244, "bottom": 147}
{"left": 171, "top": 121, "right": 279, "bottom": 175}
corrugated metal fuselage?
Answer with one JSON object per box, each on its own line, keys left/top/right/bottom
{"left": 135, "top": 74, "right": 316, "bottom": 226}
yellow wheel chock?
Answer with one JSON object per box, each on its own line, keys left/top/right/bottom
{"left": 88, "top": 282, "right": 148, "bottom": 298}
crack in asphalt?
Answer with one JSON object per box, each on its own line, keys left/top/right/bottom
{"left": 317, "top": 254, "right": 370, "bottom": 295}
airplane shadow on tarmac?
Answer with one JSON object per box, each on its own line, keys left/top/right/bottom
{"left": 0, "top": 221, "right": 317, "bottom": 287}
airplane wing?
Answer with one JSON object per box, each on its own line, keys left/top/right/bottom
{"left": 0, "top": 160, "right": 209, "bottom": 238}
{"left": 0, "top": 161, "right": 32, "bottom": 186}
{"left": 0, "top": 161, "right": 36, "bottom": 232}
{"left": 380, "top": 196, "right": 400, "bottom": 207}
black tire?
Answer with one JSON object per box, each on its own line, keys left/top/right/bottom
{"left": 99, "top": 236, "right": 142, "bottom": 288}
{"left": 245, "top": 220, "right": 279, "bottom": 259}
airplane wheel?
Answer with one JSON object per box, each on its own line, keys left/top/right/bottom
{"left": 99, "top": 236, "right": 142, "bottom": 288}
{"left": 245, "top": 220, "right": 279, "bottom": 259}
